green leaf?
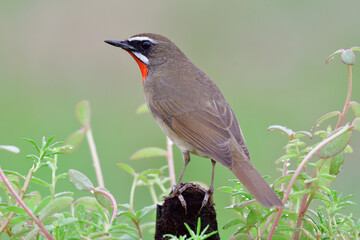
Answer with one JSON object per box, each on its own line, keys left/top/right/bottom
{"left": 318, "top": 128, "right": 352, "bottom": 158}
{"left": 325, "top": 49, "right": 343, "bottom": 64}
{"left": 311, "top": 111, "right": 341, "bottom": 131}
{"left": 6, "top": 206, "right": 27, "bottom": 216}
{"left": 94, "top": 187, "right": 113, "bottom": 209}
{"left": 3, "top": 170, "right": 26, "bottom": 180}
{"left": 24, "top": 138, "right": 40, "bottom": 153}
{"left": 352, "top": 117, "right": 360, "bottom": 131}
{"left": 55, "top": 172, "right": 68, "bottom": 181}
{"left": 293, "top": 131, "right": 312, "bottom": 139}
{"left": 119, "top": 211, "right": 136, "bottom": 220}
{"left": 30, "top": 177, "right": 50, "bottom": 187}
{"left": 63, "top": 129, "right": 86, "bottom": 154}
{"left": 139, "top": 169, "right": 163, "bottom": 177}
{"left": 350, "top": 101, "right": 360, "bottom": 117}
{"left": 223, "top": 218, "right": 243, "bottom": 230}
{"left": 76, "top": 100, "right": 91, "bottom": 126}
{"left": 217, "top": 186, "right": 235, "bottom": 193}
{"left": 68, "top": 169, "right": 94, "bottom": 192}
{"left": 38, "top": 197, "right": 73, "bottom": 220}
{"left": 137, "top": 205, "right": 156, "bottom": 220}
{"left": 246, "top": 209, "right": 262, "bottom": 226}
{"left": 0, "top": 145, "right": 20, "bottom": 154}
{"left": 136, "top": 103, "right": 149, "bottom": 114}
{"left": 130, "top": 147, "right": 167, "bottom": 161}
{"left": 24, "top": 228, "right": 39, "bottom": 240}
{"left": 33, "top": 196, "right": 52, "bottom": 215}
{"left": 116, "top": 163, "right": 136, "bottom": 176}
{"left": 329, "top": 151, "right": 345, "bottom": 175}
{"left": 75, "top": 196, "right": 102, "bottom": 211}
{"left": 341, "top": 49, "right": 355, "bottom": 65}
{"left": 268, "top": 125, "right": 294, "bottom": 138}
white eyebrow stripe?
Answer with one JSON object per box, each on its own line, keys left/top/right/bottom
{"left": 127, "top": 36, "right": 157, "bottom": 43}
{"left": 131, "top": 51, "right": 149, "bottom": 65}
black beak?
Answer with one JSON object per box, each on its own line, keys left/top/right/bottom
{"left": 104, "top": 40, "right": 135, "bottom": 51}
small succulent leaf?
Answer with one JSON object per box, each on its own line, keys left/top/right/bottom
{"left": 268, "top": 125, "right": 294, "bottom": 138}
{"left": 137, "top": 205, "right": 156, "bottom": 220}
{"left": 311, "top": 111, "right": 341, "bottom": 132}
{"left": 0, "top": 145, "right": 20, "bottom": 154}
{"left": 63, "top": 129, "right": 86, "bottom": 154}
{"left": 6, "top": 206, "right": 28, "bottom": 216}
{"left": 136, "top": 103, "right": 149, "bottom": 114}
{"left": 293, "top": 131, "right": 312, "bottom": 139}
{"left": 75, "top": 196, "right": 102, "bottom": 211}
{"left": 223, "top": 218, "right": 243, "bottom": 230}
{"left": 352, "top": 117, "right": 360, "bottom": 131}
{"left": 217, "top": 186, "right": 235, "bottom": 193}
{"left": 76, "top": 100, "right": 91, "bottom": 126}
{"left": 33, "top": 196, "right": 52, "bottom": 215}
{"left": 139, "top": 169, "right": 163, "bottom": 177}
{"left": 3, "top": 170, "right": 26, "bottom": 180}
{"left": 55, "top": 173, "right": 68, "bottom": 182}
{"left": 116, "top": 163, "right": 136, "bottom": 176}
{"left": 350, "top": 101, "right": 360, "bottom": 117}
{"left": 38, "top": 197, "right": 73, "bottom": 220}
{"left": 329, "top": 151, "right": 345, "bottom": 175}
{"left": 24, "top": 138, "right": 40, "bottom": 153}
{"left": 130, "top": 147, "right": 167, "bottom": 161}
{"left": 318, "top": 128, "right": 352, "bottom": 158}
{"left": 94, "top": 187, "right": 113, "bottom": 208}
{"left": 325, "top": 49, "right": 343, "bottom": 64}
{"left": 24, "top": 228, "right": 39, "bottom": 240}
{"left": 340, "top": 49, "right": 355, "bottom": 65}
{"left": 246, "top": 209, "right": 262, "bottom": 226}
{"left": 68, "top": 169, "right": 94, "bottom": 191}
{"left": 30, "top": 177, "right": 50, "bottom": 187}
{"left": 351, "top": 46, "right": 360, "bottom": 51}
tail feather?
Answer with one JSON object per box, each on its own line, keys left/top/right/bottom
{"left": 231, "top": 160, "right": 283, "bottom": 208}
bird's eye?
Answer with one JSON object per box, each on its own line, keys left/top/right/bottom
{"left": 140, "top": 41, "right": 151, "bottom": 50}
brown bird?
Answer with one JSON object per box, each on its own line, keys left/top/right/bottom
{"left": 105, "top": 33, "right": 283, "bottom": 209}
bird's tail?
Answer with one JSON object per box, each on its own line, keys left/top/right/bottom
{"left": 231, "top": 159, "right": 283, "bottom": 208}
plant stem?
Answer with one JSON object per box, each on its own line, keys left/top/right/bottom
{"left": 129, "top": 176, "right": 138, "bottom": 213}
{"left": 50, "top": 154, "right": 58, "bottom": 198}
{"left": 336, "top": 65, "right": 352, "bottom": 128}
{"left": 148, "top": 184, "right": 158, "bottom": 204}
{"left": 0, "top": 167, "right": 55, "bottom": 240}
{"left": 267, "top": 125, "right": 351, "bottom": 240}
{"left": 86, "top": 127, "right": 104, "bottom": 188}
{"left": 0, "top": 168, "right": 35, "bottom": 234}
{"left": 93, "top": 188, "right": 117, "bottom": 224}
{"left": 166, "top": 137, "right": 176, "bottom": 186}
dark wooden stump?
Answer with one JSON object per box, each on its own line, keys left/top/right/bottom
{"left": 155, "top": 183, "right": 220, "bottom": 239}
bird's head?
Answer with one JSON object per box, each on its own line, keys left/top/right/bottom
{"left": 105, "top": 33, "right": 182, "bottom": 83}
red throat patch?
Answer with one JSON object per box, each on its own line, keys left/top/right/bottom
{"left": 126, "top": 51, "right": 148, "bottom": 83}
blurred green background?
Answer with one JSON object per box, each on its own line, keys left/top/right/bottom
{"left": 1, "top": 1, "right": 360, "bottom": 239}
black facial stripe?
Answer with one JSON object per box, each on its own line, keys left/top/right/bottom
{"left": 127, "top": 40, "right": 153, "bottom": 55}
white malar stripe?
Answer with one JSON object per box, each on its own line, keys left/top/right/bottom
{"left": 127, "top": 36, "right": 157, "bottom": 43}
{"left": 132, "top": 51, "right": 149, "bottom": 65}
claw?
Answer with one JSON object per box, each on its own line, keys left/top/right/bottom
{"left": 164, "top": 183, "right": 194, "bottom": 214}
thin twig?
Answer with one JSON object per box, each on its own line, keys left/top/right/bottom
{"left": 93, "top": 188, "right": 118, "bottom": 224}
{"left": 336, "top": 65, "right": 352, "bottom": 128}
{"left": 0, "top": 168, "right": 35, "bottom": 234}
{"left": 267, "top": 125, "right": 351, "bottom": 240}
{"left": 86, "top": 127, "right": 104, "bottom": 188}
{"left": 0, "top": 167, "right": 55, "bottom": 240}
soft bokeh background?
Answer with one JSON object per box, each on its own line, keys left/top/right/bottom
{"left": 1, "top": 1, "right": 360, "bottom": 239}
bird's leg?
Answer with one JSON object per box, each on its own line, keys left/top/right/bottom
{"left": 199, "top": 159, "right": 216, "bottom": 213}
{"left": 164, "top": 152, "right": 191, "bottom": 213}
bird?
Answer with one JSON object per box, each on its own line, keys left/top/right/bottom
{"left": 104, "top": 33, "right": 283, "bottom": 210}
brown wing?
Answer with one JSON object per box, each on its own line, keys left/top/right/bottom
{"left": 149, "top": 98, "right": 250, "bottom": 168}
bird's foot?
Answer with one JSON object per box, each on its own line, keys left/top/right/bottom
{"left": 198, "top": 186, "right": 214, "bottom": 214}
{"left": 164, "top": 183, "right": 193, "bottom": 215}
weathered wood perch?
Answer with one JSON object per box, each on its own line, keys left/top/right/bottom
{"left": 155, "top": 183, "right": 220, "bottom": 239}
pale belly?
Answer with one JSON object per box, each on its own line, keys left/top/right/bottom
{"left": 156, "top": 118, "right": 208, "bottom": 158}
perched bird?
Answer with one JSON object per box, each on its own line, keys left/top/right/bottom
{"left": 105, "top": 33, "right": 283, "bottom": 209}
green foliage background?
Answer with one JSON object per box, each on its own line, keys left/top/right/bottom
{"left": 1, "top": 1, "right": 360, "bottom": 239}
